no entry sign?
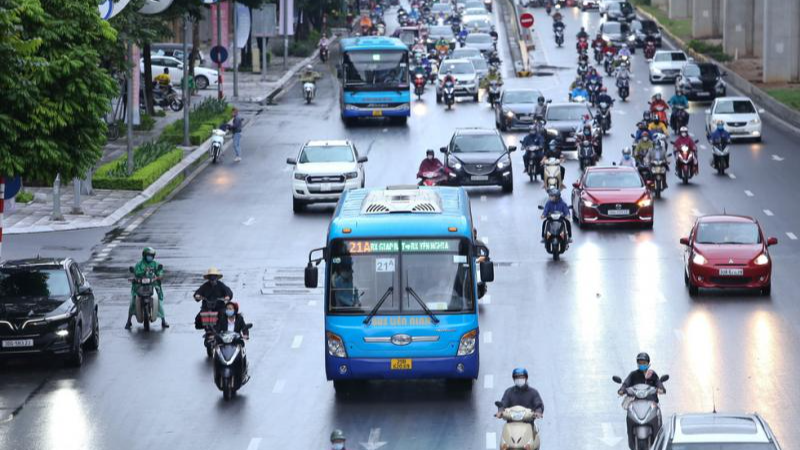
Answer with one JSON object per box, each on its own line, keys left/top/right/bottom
{"left": 520, "top": 12, "right": 534, "bottom": 28}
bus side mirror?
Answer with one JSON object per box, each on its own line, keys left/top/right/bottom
{"left": 479, "top": 261, "right": 495, "bottom": 283}
{"left": 304, "top": 263, "right": 318, "bottom": 289}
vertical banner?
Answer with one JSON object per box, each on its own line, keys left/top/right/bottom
{"left": 236, "top": 3, "right": 251, "bottom": 49}
{"left": 211, "top": 2, "right": 233, "bottom": 67}
{"left": 132, "top": 45, "right": 141, "bottom": 126}
{"left": 278, "top": 0, "right": 295, "bottom": 36}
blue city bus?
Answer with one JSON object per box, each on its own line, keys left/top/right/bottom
{"left": 338, "top": 36, "right": 411, "bottom": 125}
{"left": 304, "top": 186, "right": 494, "bottom": 392}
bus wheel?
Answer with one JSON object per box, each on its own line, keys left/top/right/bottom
{"left": 333, "top": 380, "right": 353, "bottom": 395}
{"left": 447, "top": 378, "right": 473, "bottom": 392}
{"left": 393, "top": 116, "right": 408, "bottom": 126}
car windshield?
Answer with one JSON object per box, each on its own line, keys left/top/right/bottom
{"left": 470, "top": 58, "right": 488, "bottom": 70}
{"left": 584, "top": 171, "right": 643, "bottom": 188}
{"left": 430, "top": 26, "right": 454, "bottom": 38}
{"left": 695, "top": 222, "right": 761, "bottom": 244}
{"left": 342, "top": 50, "right": 409, "bottom": 87}
{"left": 299, "top": 145, "right": 354, "bottom": 163}
{"left": 0, "top": 268, "right": 72, "bottom": 301}
{"left": 685, "top": 65, "right": 718, "bottom": 77}
{"left": 503, "top": 90, "right": 540, "bottom": 104}
{"left": 398, "top": 30, "right": 417, "bottom": 46}
{"left": 655, "top": 52, "right": 687, "bottom": 62}
{"left": 440, "top": 60, "right": 475, "bottom": 74}
{"left": 667, "top": 444, "right": 777, "bottom": 450}
{"left": 328, "top": 239, "right": 474, "bottom": 314}
{"left": 465, "top": 18, "right": 491, "bottom": 29}
{"left": 431, "top": 4, "right": 452, "bottom": 13}
{"left": 452, "top": 134, "right": 505, "bottom": 153}
{"left": 547, "top": 106, "right": 590, "bottom": 121}
{"left": 452, "top": 49, "right": 481, "bottom": 59}
{"left": 641, "top": 21, "right": 658, "bottom": 32}
{"left": 464, "top": 8, "right": 486, "bottom": 15}
{"left": 715, "top": 100, "right": 756, "bottom": 114}
{"left": 466, "top": 34, "right": 492, "bottom": 44}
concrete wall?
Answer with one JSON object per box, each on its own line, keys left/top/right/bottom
{"left": 692, "top": 0, "right": 722, "bottom": 39}
{"left": 722, "top": 0, "right": 755, "bottom": 57}
{"left": 762, "top": 0, "right": 800, "bottom": 82}
{"left": 668, "top": 0, "right": 691, "bottom": 20}
{"left": 652, "top": 0, "right": 668, "bottom": 11}
{"left": 753, "top": 0, "right": 763, "bottom": 58}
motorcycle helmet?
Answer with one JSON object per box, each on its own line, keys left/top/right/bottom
{"left": 426, "top": 149, "right": 435, "bottom": 158}
{"left": 142, "top": 247, "right": 156, "bottom": 258}
{"left": 538, "top": 95, "right": 546, "bottom": 105}
{"left": 636, "top": 352, "right": 651, "bottom": 364}
{"left": 555, "top": 3, "right": 561, "bottom": 9}
{"left": 679, "top": 126, "right": 689, "bottom": 136}
{"left": 622, "top": 147, "right": 632, "bottom": 158}
{"left": 330, "top": 430, "right": 347, "bottom": 443}
{"left": 580, "top": 27, "right": 585, "bottom": 33}
{"left": 548, "top": 140, "right": 559, "bottom": 152}
{"left": 306, "top": 64, "right": 313, "bottom": 71}
{"left": 643, "top": 111, "right": 651, "bottom": 121}
{"left": 641, "top": 131, "right": 650, "bottom": 140}
{"left": 548, "top": 188, "right": 561, "bottom": 200}
{"left": 512, "top": 367, "right": 528, "bottom": 378}
{"left": 583, "top": 127, "right": 591, "bottom": 136}
{"left": 654, "top": 93, "right": 662, "bottom": 101}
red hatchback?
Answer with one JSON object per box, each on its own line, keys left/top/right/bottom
{"left": 680, "top": 215, "right": 778, "bottom": 296}
{"left": 570, "top": 166, "right": 654, "bottom": 228}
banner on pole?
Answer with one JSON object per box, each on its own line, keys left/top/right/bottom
{"left": 252, "top": 4, "right": 277, "bottom": 38}
{"left": 236, "top": 3, "right": 251, "bottom": 49}
{"left": 278, "top": 0, "right": 295, "bottom": 36}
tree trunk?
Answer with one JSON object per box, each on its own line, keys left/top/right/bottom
{"left": 190, "top": 18, "right": 201, "bottom": 79}
{"left": 0, "top": 178, "right": 4, "bottom": 260}
{"left": 143, "top": 42, "right": 155, "bottom": 116}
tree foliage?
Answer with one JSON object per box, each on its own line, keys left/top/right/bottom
{"left": 0, "top": 0, "right": 117, "bottom": 181}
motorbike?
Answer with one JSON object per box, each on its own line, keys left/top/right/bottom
{"left": 153, "top": 86, "right": 184, "bottom": 112}
{"left": 612, "top": 374, "right": 669, "bottom": 450}
{"left": 196, "top": 297, "right": 226, "bottom": 357}
{"left": 604, "top": 52, "right": 616, "bottom": 75}
{"left": 129, "top": 265, "right": 161, "bottom": 332}
{"left": 674, "top": 143, "right": 697, "bottom": 184}
{"left": 543, "top": 157, "right": 563, "bottom": 191}
{"left": 597, "top": 101, "right": 612, "bottom": 134}
{"left": 425, "top": 61, "right": 438, "bottom": 85}
{"left": 710, "top": 138, "right": 731, "bottom": 175}
{"left": 419, "top": 169, "right": 447, "bottom": 186}
{"left": 487, "top": 80, "right": 501, "bottom": 108}
{"left": 210, "top": 128, "right": 226, "bottom": 164}
{"left": 524, "top": 145, "right": 545, "bottom": 181}
{"left": 617, "top": 77, "right": 630, "bottom": 101}
{"left": 539, "top": 206, "right": 570, "bottom": 260}
{"left": 442, "top": 80, "right": 456, "bottom": 109}
{"left": 577, "top": 63, "right": 589, "bottom": 81}
{"left": 593, "top": 43, "right": 605, "bottom": 64}
{"left": 494, "top": 401, "right": 542, "bottom": 450}
{"left": 303, "top": 81, "right": 316, "bottom": 104}
{"left": 414, "top": 73, "right": 426, "bottom": 100}
{"left": 644, "top": 41, "right": 657, "bottom": 60}
{"left": 554, "top": 27, "right": 565, "bottom": 47}
{"left": 649, "top": 154, "right": 668, "bottom": 198}
{"left": 320, "top": 44, "right": 329, "bottom": 63}
{"left": 586, "top": 81, "right": 601, "bottom": 105}
{"left": 649, "top": 102, "right": 668, "bottom": 124}
{"left": 578, "top": 139, "right": 596, "bottom": 171}
{"left": 213, "top": 324, "right": 253, "bottom": 400}
{"left": 670, "top": 106, "right": 689, "bottom": 134}
{"left": 576, "top": 37, "right": 589, "bottom": 57}
{"left": 545, "top": 2, "right": 552, "bottom": 14}
{"left": 457, "top": 34, "right": 467, "bottom": 47}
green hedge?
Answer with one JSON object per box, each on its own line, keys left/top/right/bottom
{"left": 688, "top": 40, "right": 733, "bottom": 62}
{"left": 159, "top": 98, "right": 232, "bottom": 146}
{"left": 94, "top": 148, "right": 183, "bottom": 190}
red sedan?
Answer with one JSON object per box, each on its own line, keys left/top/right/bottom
{"left": 680, "top": 215, "right": 778, "bottom": 296}
{"left": 570, "top": 166, "right": 654, "bottom": 228}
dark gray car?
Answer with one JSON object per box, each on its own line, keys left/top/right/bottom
{"left": 495, "top": 89, "right": 544, "bottom": 131}
{"left": 544, "top": 103, "right": 595, "bottom": 151}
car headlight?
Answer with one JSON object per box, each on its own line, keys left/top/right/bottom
{"left": 582, "top": 199, "right": 594, "bottom": 208}
{"left": 294, "top": 172, "right": 307, "bottom": 181}
{"left": 547, "top": 128, "right": 558, "bottom": 136}
{"left": 652, "top": 68, "right": 662, "bottom": 75}
{"left": 55, "top": 328, "right": 70, "bottom": 338}
{"left": 344, "top": 171, "right": 358, "bottom": 179}
{"left": 497, "top": 158, "right": 510, "bottom": 169}
{"left": 505, "top": 110, "right": 515, "bottom": 118}
{"left": 637, "top": 198, "right": 652, "bottom": 208}
{"left": 754, "top": 253, "right": 770, "bottom": 265}
{"left": 602, "top": 34, "right": 610, "bottom": 41}
{"left": 449, "top": 157, "right": 462, "bottom": 170}
{"left": 692, "top": 253, "right": 707, "bottom": 265}
{"left": 345, "top": 104, "right": 359, "bottom": 111}
{"left": 326, "top": 331, "right": 347, "bottom": 358}
{"left": 457, "top": 329, "right": 477, "bottom": 356}
{"left": 628, "top": 35, "right": 636, "bottom": 41}
{"left": 751, "top": 118, "right": 761, "bottom": 124}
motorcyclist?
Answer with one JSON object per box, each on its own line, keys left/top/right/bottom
{"left": 708, "top": 120, "right": 731, "bottom": 147}
{"left": 668, "top": 89, "right": 689, "bottom": 110}
{"left": 457, "top": 27, "right": 469, "bottom": 43}
{"left": 216, "top": 301, "right": 250, "bottom": 383}
{"left": 543, "top": 140, "right": 566, "bottom": 184}
{"left": 154, "top": 68, "right": 171, "bottom": 89}
{"left": 441, "top": 69, "right": 457, "bottom": 87}
{"left": 540, "top": 188, "right": 573, "bottom": 242}
{"left": 570, "top": 81, "right": 589, "bottom": 101}
{"left": 634, "top": 131, "right": 654, "bottom": 164}
{"left": 619, "top": 147, "right": 636, "bottom": 167}
{"left": 592, "top": 33, "right": 606, "bottom": 53}
{"left": 633, "top": 119, "right": 649, "bottom": 142}
{"left": 488, "top": 51, "right": 502, "bottom": 67}
{"left": 617, "top": 43, "right": 632, "bottom": 57}
{"left": 586, "top": 67, "right": 602, "bottom": 86}
{"left": 596, "top": 86, "right": 614, "bottom": 108}
{"left": 533, "top": 95, "right": 548, "bottom": 119}
{"left": 299, "top": 64, "right": 321, "bottom": 84}
{"left": 552, "top": 16, "right": 565, "bottom": 34}
{"left": 671, "top": 126, "right": 698, "bottom": 175}
{"left": 480, "top": 65, "right": 503, "bottom": 89}
{"left": 330, "top": 430, "right": 347, "bottom": 450}
{"left": 569, "top": 75, "right": 584, "bottom": 92}
{"left": 576, "top": 26, "right": 589, "bottom": 41}
{"left": 522, "top": 124, "right": 546, "bottom": 172}
{"left": 618, "top": 353, "right": 666, "bottom": 450}
{"left": 417, "top": 149, "right": 445, "bottom": 178}
{"left": 552, "top": 5, "right": 563, "bottom": 22}
{"left": 125, "top": 247, "right": 168, "bottom": 329}
{"left": 648, "top": 114, "right": 669, "bottom": 137}
{"left": 649, "top": 93, "right": 669, "bottom": 120}
{"left": 489, "top": 26, "right": 499, "bottom": 43}
{"left": 319, "top": 35, "right": 329, "bottom": 50}
{"left": 194, "top": 267, "right": 233, "bottom": 305}
{"left": 435, "top": 36, "right": 450, "bottom": 55}
{"left": 496, "top": 368, "right": 545, "bottom": 419}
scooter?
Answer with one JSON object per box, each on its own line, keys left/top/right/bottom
{"left": 487, "top": 80, "right": 501, "bottom": 108}
{"left": 710, "top": 138, "right": 730, "bottom": 175}
{"left": 586, "top": 81, "right": 601, "bottom": 106}
{"left": 213, "top": 324, "right": 253, "bottom": 400}
{"left": 578, "top": 140, "right": 596, "bottom": 171}
{"left": 597, "top": 101, "right": 612, "bottom": 134}
{"left": 539, "top": 206, "right": 570, "bottom": 261}
{"left": 303, "top": 81, "right": 316, "bottom": 104}
{"left": 129, "top": 265, "right": 161, "bottom": 332}
{"left": 674, "top": 143, "right": 697, "bottom": 184}
{"left": 494, "top": 401, "right": 542, "bottom": 450}
{"left": 554, "top": 28, "right": 564, "bottom": 47}
{"left": 644, "top": 41, "right": 657, "bottom": 60}
{"left": 543, "top": 157, "right": 563, "bottom": 191}
{"left": 593, "top": 43, "right": 605, "bottom": 65}
{"left": 670, "top": 106, "right": 689, "bottom": 134}
{"left": 195, "top": 297, "right": 226, "bottom": 357}
{"left": 153, "top": 86, "right": 184, "bottom": 112}
{"left": 650, "top": 103, "right": 668, "bottom": 124}
{"left": 320, "top": 44, "right": 329, "bottom": 63}
{"left": 210, "top": 128, "right": 225, "bottom": 164}
{"left": 649, "top": 149, "right": 669, "bottom": 198}
{"left": 617, "top": 77, "right": 630, "bottom": 101}
{"left": 442, "top": 80, "right": 456, "bottom": 109}
{"left": 604, "top": 52, "right": 616, "bottom": 75}
{"left": 419, "top": 169, "right": 447, "bottom": 186}
{"left": 612, "top": 374, "right": 670, "bottom": 450}
{"left": 524, "top": 145, "right": 545, "bottom": 181}
{"left": 414, "top": 73, "right": 426, "bottom": 100}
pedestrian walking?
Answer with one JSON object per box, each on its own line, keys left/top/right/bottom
{"left": 230, "top": 108, "right": 244, "bottom": 162}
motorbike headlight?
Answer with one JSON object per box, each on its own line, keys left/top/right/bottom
{"left": 692, "top": 253, "right": 707, "bottom": 266}
{"left": 344, "top": 171, "right": 358, "bottom": 180}
{"left": 582, "top": 199, "right": 594, "bottom": 208}
{"left": 326, "top": 331, "right": 347, "bottom": 358}
{"left": 546, "top": 128, "right": 558, "bottom": 136}
{"left": 754, "top": 253, "right": 770, "bottom": 265}
{"left": 457, "top": 329, "right": 477, "bottom": 356}
{"left": 637, "top": 198, "right": 652, "bottom": 208}
{"left": 505, "top": 110, "right": 515, "bottom": 118}
{"left": 294, "top": 172, "right": 307, "bottom": 181}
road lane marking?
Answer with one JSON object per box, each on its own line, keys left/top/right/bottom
{"left": 486, "top": 432, "right": 497, "bottom": 449}
{"left": 728, "top": 173, "right": 736, "bottom": 179}
{"left": 484, "top": 374, "right": 494, "bottom": 389}
{"left": 481, "top": 237, "right": 489, "bottom": 244}
{"left": 699, "top": 145, "right": 707, "bottom": 150}
{"left": 787, "top": 232, "right": 798, "bottom": 240}
{"left": 772, "top": 154, "right": 784, "bottom": 161}
{"left": 483, "top": 331, "right": 493, "bottom": 344}
{"left": 617, "top": 110, "right": 626, "bottom": 115}
{"left": 691, "top": 208, "right": 702, "bottom": 216}
{"left": 744, "top": 190, "right": 754, "bottom": 197}
{"left": 360, "top": 428, "right": 387, "bottom": 450}
{"left": 291, "top": 335, "right": 303, "bottom": 349}
{"left": 272, "top": 380, "right": 286, "bottom": 394}
{"left": 307, "top": 300, "right": 317, "bottom": 306}
{"left": 243, "top": 217, "right": 256, "bottom": 226}
{"left": 247, "top": 438, "right": 262, "bottom": 450}
{"left": 480, "top": 294, "right": 492, "bottom": 305}
{"left": 763, "top": 209, "right": 774, "bottom": 216}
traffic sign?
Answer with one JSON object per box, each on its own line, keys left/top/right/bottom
{"left": 210, "top": 46, "right": 229, "bottom": 65}
{"left": 520, "top": 12, "right": 534, "bottom": 28}
{"left": 3, "top": 176, "right": 21, "bottom": 200}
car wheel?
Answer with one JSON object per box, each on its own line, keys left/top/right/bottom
{"left": 194, "top": 75, "right": 209, "bottom": 90}
{"left": 687, "top": 277, "right": 699, "bottom": 296}
{"left": 502, "top": 178, "right": 514, "bottom": 193}
{"left": 754, "top": 136, "right": 762, "bottom": 143}
{"left": 85, "top": 310, "right": 100, "bottom": 351}
{"left": 761, "top": 283, "right": 771, "bottom": 296}
{"left": 684, "top": 271, "right": 690, "bottom": 287}
{"left": 292, "top": 197, "right": 305, "bottom": 213}
{"left": 66, "top": 324, "right": 84, "bottom": 367}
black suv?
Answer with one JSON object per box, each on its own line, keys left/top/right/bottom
{"left": 441, "top": 128, "right": 516, "bottom": 193}
{"left": 0, "top": 258, "right": 98, "bottom": 366}
{"left": 676, "top": 62, "right": 727, "bottom": 100}
{"left": 631, "top": 19, "right": 662, "bottom": 47}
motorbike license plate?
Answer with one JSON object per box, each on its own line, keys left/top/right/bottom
{"left": 2, "top": 339, "right": 33, "bottom": 348}
{"left": 320, "top": 183, "right": 333, "bottom": 192}
{"left": 372, "top": 110, "right": 383, "bottom": 117}
{"left": 471, "top": 175, "right": 489, "bottom": 181}
{"left": 607, "top": 209, "right": 630, "bottom": 216}
{"left": 390, "top": 359, "right": 413, "bottom": 370}
{"left": 140, "top": 278, "right": 151, "bottom": 283}
{"left": 719, "top": 268, "right": 744, "bottom": 276}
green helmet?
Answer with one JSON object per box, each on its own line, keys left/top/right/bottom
{"left": 142, "top": 247, "right": 156, "bottom": 258}
{"left": 330, "top": 429, "right": 346, "bottom": 442}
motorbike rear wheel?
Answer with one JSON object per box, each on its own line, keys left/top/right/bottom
{"left": 142, "top": 304, "right": 150, "bottom": 332}
{"left": 222, "top": 377, "right": 233, "bottom": 400}
{"left": 169, "top": 99, "right": 183, "bottom": 112}
{"left": 636, "top": 438, "right": 650, "bottom": 450}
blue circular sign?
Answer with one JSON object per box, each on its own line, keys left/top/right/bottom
{"left": 3, "top": 176, "right": 22, "bottom": 200}
{"left": 210, "top": 46, "right": 229, "bottom": 65}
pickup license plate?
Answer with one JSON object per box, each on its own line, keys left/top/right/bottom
{"left": 390, "top": 359, "right": 412, "bottom": 370}
{"left": 471, "top": 175, "right": 489, "bottom": 181}
{"left": 2, "top": 339, "right": 33, "bottom": 348}
{"left": 320, "top": 183, "right": 332, "bottom": 192}
{"left": 372, "top": 110, "right": 383, "bottom": 117}
{"left": 719, "top": 268, "right": 743, "bottom": 276}
{"left": 607, "top": 209, "right": 630, "bottom": 216}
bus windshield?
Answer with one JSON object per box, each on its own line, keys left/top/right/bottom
{"left": 328, "top": 239, "right": 474, "bottom": 315}
{"left": 343, "top": 50, "right": 409, "bottom": 88}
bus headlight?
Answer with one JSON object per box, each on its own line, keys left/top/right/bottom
{"left": 457, "top": 329, "right": 477, "bottom": 356}
{"left": 326, "top": 331, "right": 347, "bottom": 358}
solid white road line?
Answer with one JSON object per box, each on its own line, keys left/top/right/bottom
{"left": 486, "top": 432, "right": 497, "bottom": 449}
{"left": 272, "top": 380, "right": 286, "bottom": 394}
{"left": 291, "top": 335, "right": 304, "bottom": 349}
{"left": 483, "top": 331, "right": 493, "bottom": 344}
{"left": 786, "top": 232, "right": 798, "bottom": 241}
{"left": 243, "top": 217, "right": 256, "bottom": 226}
{"left": 763, "top": 209, "right": 774, "bottom": 217}
{"left": 484, "top": 374, "right": 494, "bottom": 389}
{"left": 246, "top": 438, "right": 262, "bottom": 450}
{"left": 744, "top": 190, "right": 754, "bottom": 197}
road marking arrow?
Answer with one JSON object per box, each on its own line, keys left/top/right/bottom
{"left": 772, "top": 154, "right": 784, "bottom": 161}
{"left": 599, "top": 422, "right": 623, "bottom": 447}
{"left": 243, "top": 217, "right": 256, "bottom": 226}
{"left": 360, "top": 428, "right": 388, "bottom": 450}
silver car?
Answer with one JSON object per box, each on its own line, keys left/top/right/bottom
{"left": 464, "top": 33, "right": 495, "bottom": 54}
{"left": 653, "top": 413, "right": 782, "bottom": 450}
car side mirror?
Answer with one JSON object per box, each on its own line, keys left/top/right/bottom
{"left": 304, "top": 263, "right": 318, "bottom": 289}
{"left": 129, "top": 266, "right": 135, "bottom": 273}
{"left": 507, "top": 145, "right": 517, "bottom": 152}
{"left": 479, "top": 260, "right": 495, "bottom": 283}
{"left": 439, "top": 146, "right": 447, "bottom": 153}
{"left": 679, "top": 237, "right": 690, "bottom": 246}
{"left": 78, "top": 285, "right": 92, "bottom": 296}
{"left": 286, "top": 157, "right": 297, "bottom": 165}
{"left": 357, "top": 156, "right": 369, "bottom": 163}
{"left": 572, "top": 181, "right": 580, "bottom": 189}
{"left": 660, "top": 374, "right": 670, "bottom": 382}
{"left": 767, "top": 237, "right": 778, "bottom": 246}
{"left": 612, "top": 375, "right": 623, "bottom": 384}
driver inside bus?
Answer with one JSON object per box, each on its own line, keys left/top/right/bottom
{"left": 332, "top": 258, "right": 360, "bottom": 307}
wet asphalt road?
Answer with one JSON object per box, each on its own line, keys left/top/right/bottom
{"left": 2, "top": 3, "right": 800, "bottom": 450}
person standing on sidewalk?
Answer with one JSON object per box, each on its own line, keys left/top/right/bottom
{"left": 230, "top": 108, "right": 244, "bottom": 162}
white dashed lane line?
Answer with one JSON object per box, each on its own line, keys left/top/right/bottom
{"left": 246, "top": 438, "right": 262, "bottom": 450}
{"left": 772, "top": 154, "right": 785, "bottom": 161}
{"left": 291, "top": 335, "right": 303, "bottom": 349}
{"left": 787, "top": 232, "right": 798, "bottom": 241}
{"left": 307, "top": 300, "right": 317, "bottom": 306}
{"left": 484, "top": 374, "right": 494, "bottom": 389}
{"left": 486, "top": 432, "right": 497, "bottom": 449}
{"left": 763, "top": 209, "right": 774, "bottom": 217}
{"left": 744, "top": 190, "right": 754, "bottom": 197}
{"left": 728, "top": 173, "right": 736, "bottom": 179}
{"left": 272, "top": 380, "right": 286, "bottom": 394}
{"left": 483, "top": 331, "right": 493, "bottom": 344}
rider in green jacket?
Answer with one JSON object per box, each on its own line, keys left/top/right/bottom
{"left": 125, "top": 247, "right": 169, "bottom": 329}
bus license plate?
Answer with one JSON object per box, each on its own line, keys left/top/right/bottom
{"left": 372, "top": 110, "right": 383, "bottom": 117}
{"left": 2, "top": 339, "right": 33, "bottom": 348}
{"left": 390, "top": 359, "right": 412, "bottom": 370}
{"left": 719, "top": 268, "right": 743, "bottom": 276}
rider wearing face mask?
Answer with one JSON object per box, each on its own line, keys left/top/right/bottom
{"left": 330, "top": 430, "right": 347, "bottom": 450}
{"left": 619, "top": 147, "right": 636, "bottom": 167}
{"left": 194, "top": 267, "right": 233, "bottom": 305}
{"left": 540, "top": 189, "right": 572, "bottom": 243}
{"left": 496, "top": 368, "right": 545, "bottom": 420}
{"left": 126, "top": 247, "right": 168, "bottom": 329}
{"left": 618, "top": 353, "right": 665, "bottom": 449}
{"left": 417, "top": 149, "right": 444, "bottom": 178}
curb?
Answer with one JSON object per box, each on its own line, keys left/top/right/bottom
{"left": 634, "top": 6, "right": 800, "bottom": 135}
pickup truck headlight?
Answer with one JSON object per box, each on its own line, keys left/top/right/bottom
{"left": 457, "top": 329, "right": 477, "bottom": 356}
{"left": 344, "top": 171, "right": 358, "bottom": 179}
{"left": 294, "top": 172, "right": 307, "bottom": 181}
{"left": 326, "top": 331, "right": 347, "bottom": 358}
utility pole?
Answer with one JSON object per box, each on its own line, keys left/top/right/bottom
{"left": 126, "top": 39, "right": 135, "bottom": 176}
{"left": 282, "top": 0, "right": 288, "bottom": 69}
{"left": 217, "top": 2, "right": 223, "bottom": 100}
{"left": 182, "top": 15, "right": 191, "bottom": 146}
{"left": 233, "top": 1, "right": 239, "bottom": 98}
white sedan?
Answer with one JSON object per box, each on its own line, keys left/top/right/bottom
{"left": 705, "top": 97, "right": 764, "bottom": 142}
{"left": 141, "top": 55, "right": 219, "bottom": 90}
{"left": 648, "top": 50, "right": 690, "bottom": 83}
